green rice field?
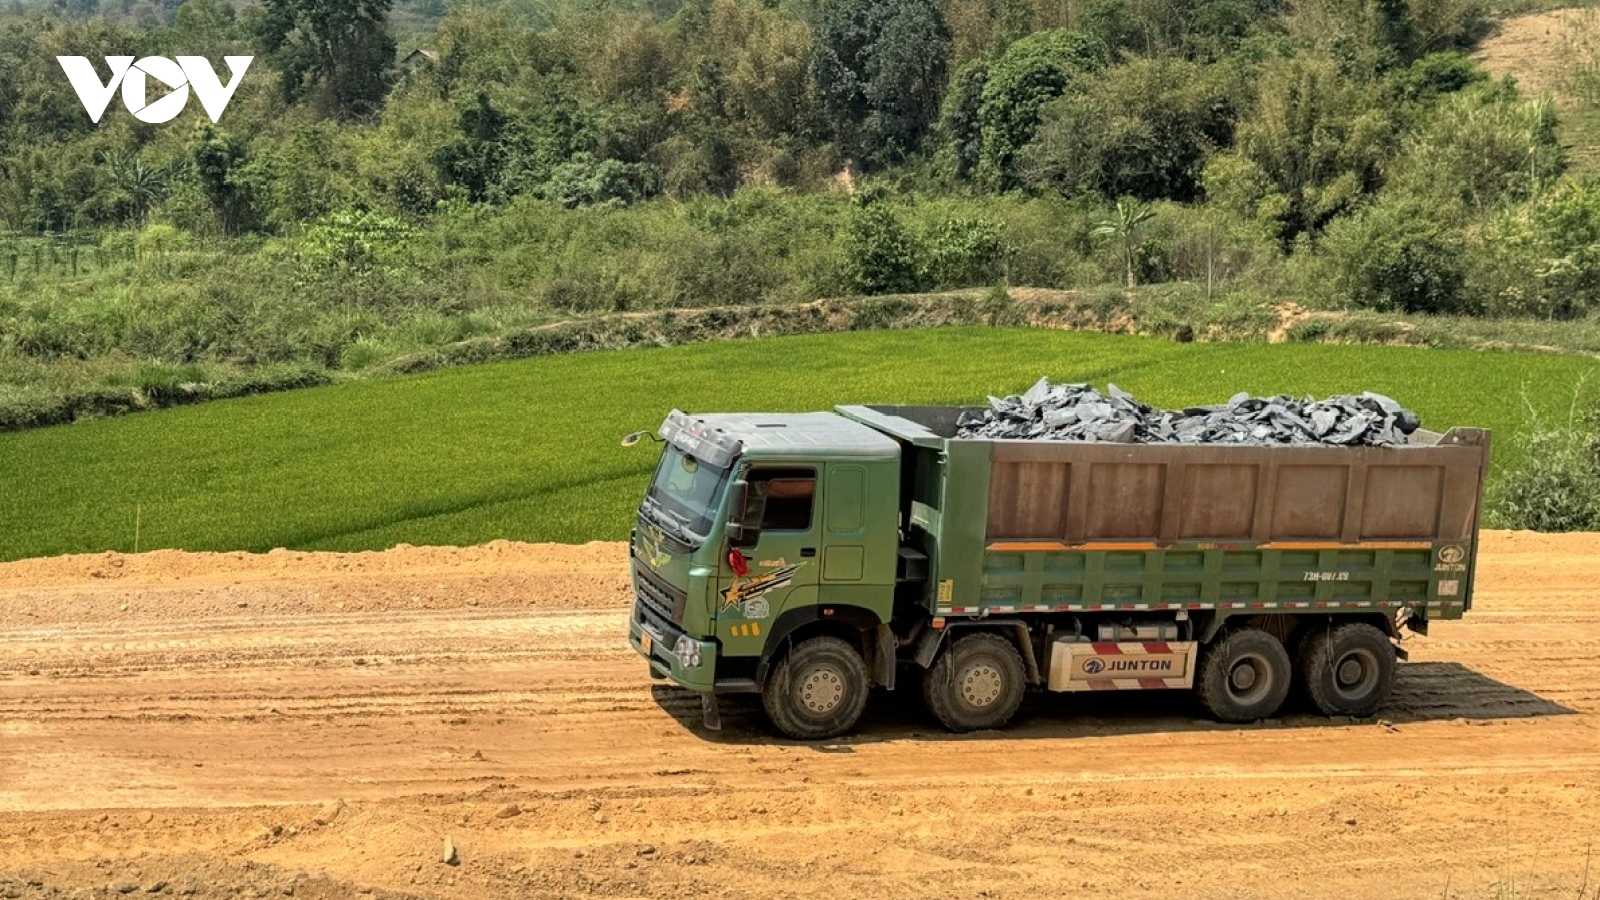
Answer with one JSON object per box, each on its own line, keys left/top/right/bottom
{"left": 1, "top": 328, "right": 1594, "bottom": 561}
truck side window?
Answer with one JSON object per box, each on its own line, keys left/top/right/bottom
{"left": 748, "top": 468, "right": 816, "bottom": 531}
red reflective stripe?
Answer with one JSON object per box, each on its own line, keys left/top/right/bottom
{"left": 1090, "top": 643, "right": 1123, "bottom": 654}
{"left": 1138, "top": 678, "right": 1167, "bottom": 689}
{"left": 1145, "top": 641, "right": 1170, "bottom": 654}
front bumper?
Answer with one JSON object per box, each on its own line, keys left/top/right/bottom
{"left": 629, "top": 596, "right": 718, "bottom": 691}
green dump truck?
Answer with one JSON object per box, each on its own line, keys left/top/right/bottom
{"left": 625, "top": 404, "right": 1490, "bottom": 739}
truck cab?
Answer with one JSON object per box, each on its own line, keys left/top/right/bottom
{"left": 627, "top": 410, "right": 902, "bottom": 736}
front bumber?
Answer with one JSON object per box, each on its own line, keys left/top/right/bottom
{"left": 627, "top": 581, "right": 722, "bottom": 728}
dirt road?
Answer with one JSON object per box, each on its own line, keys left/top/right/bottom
{"left": 1, "top": 533, "right": 1598, "bottom": 899}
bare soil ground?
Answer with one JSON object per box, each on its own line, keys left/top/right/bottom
{"left": 1474, "top": 8, "right": 1585, "bottom": 96}
{"left": 1, "top": 532, "right": 1598, "bottom": 899}
{"left": 1476, "top": 7, "right": 1600, "bottom": 175}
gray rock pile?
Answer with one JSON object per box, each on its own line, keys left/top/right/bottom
{"left": 954, "top": 378, "right": 1420, "bottom": 446}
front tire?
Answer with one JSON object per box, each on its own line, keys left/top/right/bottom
{"left": 1198, "top": 628, "right": 1292, "bottom": 723}
{"left": 1298, "top": 622, "right": 1396, "bottom": 718}
{"left": 923, "top": 632, "right": 1027, "bottom": 733}
{"left": 761, "top": 636, "right": 870, "bottom": 740}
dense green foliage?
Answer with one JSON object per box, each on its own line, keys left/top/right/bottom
{"left": 2, "top": 327, "right": 1595, "bottom": 560}
{"left": 1, "top": 0, "right": 1598, "bottom": 434}
{"left": 1019, "top": 56, "right": 1239, "bottom": 202}
{"left": 254, "top": 0, "right": 397, "bottom": 118}
{"left": 810, "top": 0, "right": 950, "bottom": 166}
{"left": 973, "top": 28, "right": 1106, "bottom": 188}
{"left": 1493, "top": 423, "right": 1600, "bottom": 532}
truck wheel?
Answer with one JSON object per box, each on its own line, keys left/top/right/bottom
{"left": 1197, "top": 628, "right": 1292, "bottom": 723}
{"left": 1299, "top": 622, "right": 1396, "bottom": 718}
{"left": 923, "top": 632, "right": 1027, "bottom": 733}
{"left": 761, "top": 636, "right": 870, "bottom": 740}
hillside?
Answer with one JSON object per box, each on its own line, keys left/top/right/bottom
{"left": 1476, "top": 6, "right": 1600, "bottom": 176}
{"left": 6, "top": 0, "right": 1600, "bottom": 433}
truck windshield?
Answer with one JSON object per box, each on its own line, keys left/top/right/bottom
{"left": 644, "top": 445, "right": 730, "bottom": 541}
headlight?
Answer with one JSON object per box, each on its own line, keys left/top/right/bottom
{"left": 674, "top": 635, "right": 702, "bottom": 668}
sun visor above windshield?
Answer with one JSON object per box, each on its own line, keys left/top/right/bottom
{"left": 658, "top": 409, "right": 743, "bottom": 469}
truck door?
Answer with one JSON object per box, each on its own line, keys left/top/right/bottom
{"left": 718, "top": 467, "right": 821, "bottom": 648}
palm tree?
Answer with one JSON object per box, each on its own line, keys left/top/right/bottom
{"left": 102, "top": 150, "right": 171, "bottom": 225}
{"left": 1092, "top": 199, "right": 1156, "bottom": 288}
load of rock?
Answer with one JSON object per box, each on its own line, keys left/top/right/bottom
{"left": 953, "top": 378, "right": 1420, "bottom": 446}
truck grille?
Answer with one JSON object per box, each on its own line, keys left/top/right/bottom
{"left": 634, "top": 558, "right": 688, "bottom": 625}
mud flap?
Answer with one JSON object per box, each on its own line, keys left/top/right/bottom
{"left": 701, "top": 693, "right": 722, "bottom": 731}
{"left": 875, "top": 624, "right": 898, "bottom": 690}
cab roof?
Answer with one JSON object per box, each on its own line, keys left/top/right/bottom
{"left": 662, "top": 411, "right": 899, "bottom": 461}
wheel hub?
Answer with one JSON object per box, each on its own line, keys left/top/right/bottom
{"left": 1333, "top": 649, "right": 1377, "bottom": 699}
{"left": 1230, "top": 661, "right": 1259, "bottom": 692}
{"left": 959, "top": 663, "right": 1003, "bottom": 708}
{"left": 799, "top": 665, "right": 845, "bottom": 715}
{"left": 1227, "top": 653, "right": 1273, "bottom": 704}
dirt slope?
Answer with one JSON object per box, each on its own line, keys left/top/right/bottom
{"left": 1476, "top": 7, "right": 1600, "bottom": 176}
{"left": 1475, "top": 8, "right": 1585, "bottom": 95}
{"left": 1, "top": 533, "right": 1599, "bottom": 899}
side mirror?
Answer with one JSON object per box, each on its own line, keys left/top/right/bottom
{"left": 726, "top": 480, "right": 761, "bottom": 547}
{"left": 620, "top": 431, "right": 648, "bottom": 448}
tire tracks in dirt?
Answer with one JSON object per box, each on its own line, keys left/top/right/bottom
{"left": 0, "top": 531, "right": 1597, "bottom": 899}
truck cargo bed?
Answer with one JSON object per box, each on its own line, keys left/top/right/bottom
{"left": 838, "top": 404, "right": 1491, "bottom": 626}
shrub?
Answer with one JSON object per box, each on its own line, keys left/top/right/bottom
{"left": 922, "top": 216, "right": 1005, "bottom": 288}
{"left": 993, "top": 194, "right": 1101, "bottom": 287}
{"left": 1318, "top": 199, "right": 1470, "bottom": 314}
{"left": 1387, "top": 80, "right": 1562, "bottom": 210}
{"left": 298, "top": 210, "right": 411, "bottom": 278}
{"left": 843, "top": 194, "right": 924, "bottom": 295}
{"left": 1471, "top": 179, "right": 1600, "bottom": 319}
{"left": 538, "top": 153, "right": 662, "bottom": 209}
{"left": 1385, "top": 52, "right": 1487, "bottom": 105}
{"left": 339, "top": 336, "right": 393, "bottom": 371}
{"left": 1491, "top": 412, "right": 1600, "bottom": 532}
{"left": 1407, "top": 0, "right": 1490, "bottom": 55}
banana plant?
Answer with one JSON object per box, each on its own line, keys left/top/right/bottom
{"left": 1092, "top": 199, "right": 1156, "bottom": 288}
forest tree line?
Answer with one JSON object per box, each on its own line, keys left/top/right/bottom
{"left": 4, "top": 0, "right": 1593, "bottom": 319}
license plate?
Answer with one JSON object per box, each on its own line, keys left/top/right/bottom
{"left": 640, "top": 631, "right": 653, "bottom": 655}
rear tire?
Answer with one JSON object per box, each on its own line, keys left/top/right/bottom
{"left": 923, "top": 633, "right": 1027, "bottom": 733}
{"left": 1298, "top": 622, "right": 1396, "bottom": 718}
{"left": 1197, "top": 628, "right": 1292, "bottom": 723}
{"left": 761, "top": 636, "right": 869, "bottom": 740}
